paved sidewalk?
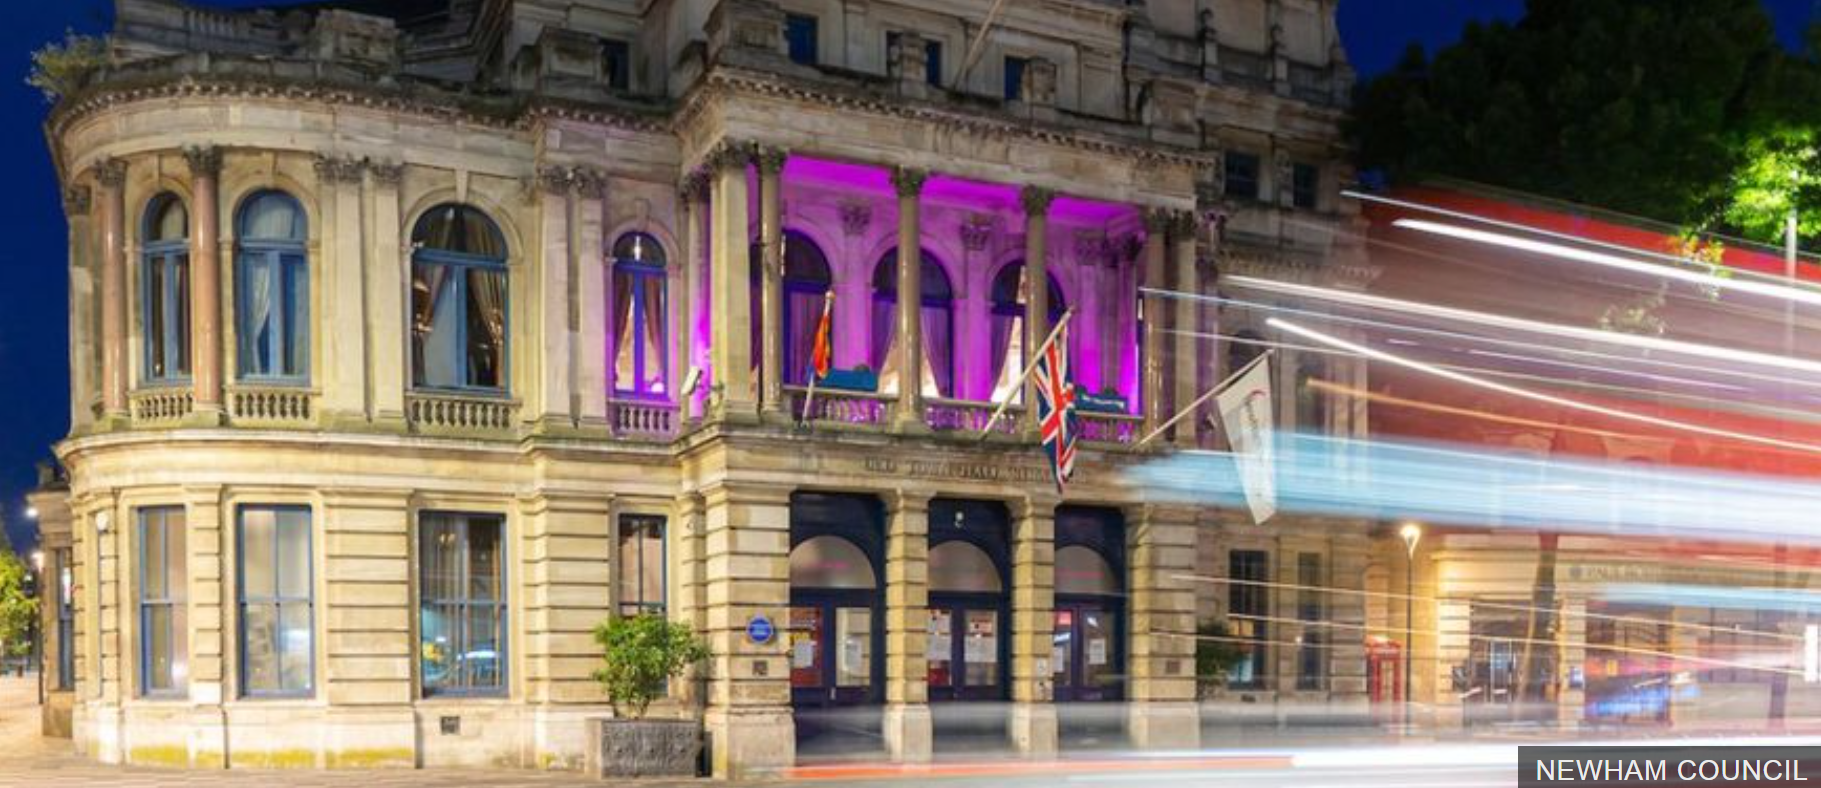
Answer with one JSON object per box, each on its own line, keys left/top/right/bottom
{"left": 0, "top": 676, "right": 712, "bottom": 788}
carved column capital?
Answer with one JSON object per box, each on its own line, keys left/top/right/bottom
{"left": 313, "top": 153, "right": 364, "bottom": 184}
{"left": 572, "top": 167, "right": 606, "bottom": 200}
{"left": 1143, "top": 207, "right": 1172, "bottom": 234}
{"left": 679, "top": 169, "right": 710, "bottom": 203}
{"left": 1020, "top": 185, "right": 1055, "bottom": 217}
{"left": 63, "top": 185, "right": 92, "bottom": 217}
{"left": 705, "top": 139, "right": 755, "bottom": 173}
{"left": 891, "top": 166, "right": 928, "bottom": 198}
{"left": 755, "top": 146, "right": 789, "bottom": 176}
{"left": 94, "top": 157, "right": 128, "bottom": 189}
{"left": 368, "top": 160, "right": 405, "bottom": 186}
{"left": 1166, "top": 209, "right": 1200, "bottom": 238}
{"left": 182, "top": 145, "right": 223, "bottom": 178}
{"left": 535, "top": 164, "right": 573, "bottom": 196}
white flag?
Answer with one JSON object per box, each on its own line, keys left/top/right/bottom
{"left": 1216, "top": 355, "right": 1277, "bottom": 524}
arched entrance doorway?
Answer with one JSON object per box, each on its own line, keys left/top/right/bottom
{"left": 1053, "top": 506, "right": 1126, "bottom": 748}
{"left": 788, "top": 493, "right": 885, "bottom": 757}
{"left": 926, "top": 499, "right": 1010, "bottom": 753}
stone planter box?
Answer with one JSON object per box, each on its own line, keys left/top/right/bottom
{"left": 585, "top": 718, "right": 703, "bottom": 778}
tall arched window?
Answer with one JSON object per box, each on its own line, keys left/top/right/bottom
{"left": 871, "top": 248, "right": 954, "bottom": 398}
{"left": 411, "top": 204, "right": 508, "bottom": 391}
{"left": 235, "top": 191, "right": 309, "bottom": 381}
{"left": 611, "top": 232, "right": 668, "bottom": 398}
{"left": 988, "top": 262, "right": 1066, "bottom": 402}
{"left": 771, "top": 231, "right": 832, "bottom": 386}
{"left": 142, "top": 193, "right": 192, "bottom": 383}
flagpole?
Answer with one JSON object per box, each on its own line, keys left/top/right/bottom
{"left": 798, "top": 290, "right": 836, "bottom": 429}
{"left": 978, "top": 308, "right": 1075, "bottom": 440}
{"left": 1135, "top": 347, "right": 1274, "bottom": 449}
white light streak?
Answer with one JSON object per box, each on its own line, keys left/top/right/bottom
{"left": 1267, "top": 316, "right": 1821, "bottom": 457}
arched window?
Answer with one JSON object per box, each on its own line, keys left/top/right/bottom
{"left": 789, "top": 535, "right": 877, "bottom": 589}
{"left": 1055, "top": 545, "right": 1120, "bottom": 596}
{"left": 988, "top": 262, "right": 1066, "bottom": 402}
{"left": 871, "top": 248, "right": 954, "bottom": 398}
{"left": 611, "top": 232, "right": 668, "bottom": 398}
{"left": 754, "top": 231, "right": 833, "bottom": 386}
{"left": 928, "top": 541, "right": 1002, "bottom": 593}
{"left": 142, "top": 193, "right": 191, "bottom": 383}
{"left": 235, "top": 191, "right": 309, "bottom": 381}
{"left": 411, "top": 204, "right": 508, "bottom": 391}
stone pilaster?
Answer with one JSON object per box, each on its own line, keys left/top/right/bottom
{"left": 534, "top": 166, "right": 576, "bottom": 431}
{"left": 184, "top": 147, "right": 225, "bottom": 421}
{"left": 1009, "top": 495, "right": 1057, "bottom": 757}
{"left": 1125, "top": 505, "right": 1200, "bottom": 749}
{"left": 707, "top": 142, "right": 757, "bottom": 422}
{"left": 180, "top": 485, "right": 226, "bottom": 765}
{"left": 675, "top": 493, "right": 709, "bottom": 705}
{"left": 574, "top": 170, "right": 609, "bottom": 431}
{"left": 96, "top": 159, "right": 128, "bottom": 421}
{"left": 317, "top": 488, "right": 416, "bottom": 768}
{"left": 700, "top": 483, "right": 792, "bottom": 778}
{"left": 518, "top": 491, "right": 613, "bottom": 704}
{"left": 1168, "top": 211, "right": 1199, "bottom": 447}
{"left": 892, "top": 167, "right": 929, "bottom": 429}
{"left": 365, "top": 162, "right": 408, "bottom": 428}
{"left": 883, "top": 490, "right": 931, "bottom": 763}
{"left": 316, "top": 154, "right": 368, "bottom": 425}
{"left": 757, "top": 147, "right": 788, "bottom": 416}
{"left": 679, "top": 173, "right": 709, "bottom": 422}
{"left": 1020, "top": 187, "right": 1054, "bottom": 430}
{"left": 1140, "top": 209, "right": 1169, "bottom": 437}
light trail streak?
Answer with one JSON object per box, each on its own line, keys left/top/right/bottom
{"left": 1232, "top": 277, "right": 1821, "bottom": 378}
{"left": 1267, "top": 317, "right": 1821, "bottom": 456}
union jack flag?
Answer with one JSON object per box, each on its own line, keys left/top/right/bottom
{"left": 1034, "top": 323, "right": 1079, "bottom": 493}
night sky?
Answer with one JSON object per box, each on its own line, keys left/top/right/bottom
{"left": 0, "top": 1, "right": 1812, "bottom": 551}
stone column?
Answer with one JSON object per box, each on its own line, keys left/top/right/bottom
{"left": 1009, "top": 495, "right": 1057, "bottom": 756}
{"left": 700, "top": 483, "right": 793, "bottom": 778}
{"left": 97, "top": 159, "right": 129, "bottom": 421}
{"left": 65, "top": 184, "right": 98, "bottom": 431}
{"left": 1124, "top": 505, "right": 1200, "bottom": 749}
{"left": 892, "top": 167, "right": 928, "bottom": 429}
{"left": 679, "top": 173, "right": 709, "bottom": 422}
{"left": 317, "top": 155, "right": 368, "bottom": 425}
{"left": 707, "top": 143, "right": 757, "bottom": 421}
{"left": 883, "top": 491, "right": 932, "bottom": 763}
{"left": 1168, "top": 211, "right": 1199, "bottom": 447}
{"left": 318, "top": 488, "right": 417, "bottom": 767}
{"left": 1020, "top": 187, "right": 1054, "bottom": 427}
{"left": 184, "top": 147, "right": 225, "bottom": 421}
{"left": 575, "top": 171, "right": 609, "bottom": 431}
{"left": 533, "top": 166, "right": 576, "bottom": 432}
{"left": 366, "top": 162, "right": 408, "bottom": 428}
{"left": 1140, "top": 210, "right": 1168, "bottom": 436}
{"left": 757, "top": 147, "right": 787, "bottom": 416}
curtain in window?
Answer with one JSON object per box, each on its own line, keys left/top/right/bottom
{"left": 467, "top": 268, "right": 507, "bottom": 388}
{"left": 242, "top": 256, "right": 274, "bottom": 374}
{"left": 613, "top": 270, "right": 635, "bottom": 391}
{"left": 989, "top": 311, "right": 1018, "bottom": 401}
{"left": 922, "top": 303, "right": 951, "bottom": 397}
{"left": 284, "top": 258, "right": 309, "bottom": 376}
{"left": 871, "top": 297, "right": 895, "bottom": 372}
{"left": 639, "top": 275, "right": 666, "bottom": 394}
{"left": 412, "top": 264, "right": 454, "bottom": 387}
{"left": 786, "top": 289, "right": 822, "bottom": 385}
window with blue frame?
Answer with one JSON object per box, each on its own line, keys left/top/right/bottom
{"left": 420, "top": 512, "right": 505, "bottom": 696}
{"left": 236, "top": 191, "right": 309, "bottom": 382}
{"left": 611, "top": 232, "right": 668, "bottom": 398}
{"left": 55, "top": 548, "right": 73, "bottom": 691}
{"left": 410, "top": 205, "right": 508, "bottom": 392}
{"left": 239, "top": 506, "right": 313, "bottom": 697}
{"left": 142, "top": 194, "right": 191, "bottom": 384}
{"left": 786, "top": 13, "right": 818, "bottom": 65}
{"left": 618, "top": 515, "right": 666, "bottom": 617}
{"left": 137, "top": 506, "right": 187, "bottom": 697}
{"left": 749, "top": 231, "right": 833, "bottom": 386}
{"left": 1004, "top": 56, "right": 1028, "bottom": 101}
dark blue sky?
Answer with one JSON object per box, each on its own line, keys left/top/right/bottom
{"left": 0, "top": 1, "right": 1813, "bottom": 550}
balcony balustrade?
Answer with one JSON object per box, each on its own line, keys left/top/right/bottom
{"left": 611, "top": 399, "right": 678, "bottom": 440}
{"left": 128, "top": 387, "right": 193, "bottom": 425}
{"left": 1078, "top": 411, "right": 1143, "bottom": 445}
{"left": 407, "top": 391, "right": 519, "bottom": 434}
{"left": 787, "top": 386, "right": 894, "bottom": 428}
{"left": 227, "top": 385, "right": 315, "bottom": 427}
{"left": 926, "top": 397, "right": 1023, "bottom": 436}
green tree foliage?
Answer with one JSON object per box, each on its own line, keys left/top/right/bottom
{"left": 1351, "top": 0, "right": 1788, "bottom": 230}
{"left": 26, "top": 30, "right": 107, "bottom": 102}
{"left": 1194, "top": 620, "right": 1245, "bottom": 692}
{"left": 0, "top": 551, "right": 35, "bottom": 659}
{"left": 592, "top": 613, "right": 708, "bottom": 719}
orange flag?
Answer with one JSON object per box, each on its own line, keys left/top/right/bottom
{"left": 811, "top": 291, "right": 834, "bottom": 379}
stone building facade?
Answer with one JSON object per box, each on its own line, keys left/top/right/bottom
{"left": 43, "top": 0, "right": 1369, "bottom": 775}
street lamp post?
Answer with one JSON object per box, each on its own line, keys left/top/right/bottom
{"left": 28, "top": 550, "right": 42, "bottom": 703}
{"left": 1399, "top": 522, "right": 1423, "bottom": 730}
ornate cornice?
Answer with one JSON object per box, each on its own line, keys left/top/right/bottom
{"left": 182, "top": 145, "right": 222, "bottom": 177}
{"left": 890, "top": 166, "right": 928, "bottom": 198}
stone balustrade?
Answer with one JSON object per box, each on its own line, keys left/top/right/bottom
{"left": 227, "top": 385, "right": 315, "bottom": 426}
{"left": 611, "top": 399, "right": 677, "bottom": 439}
{"left": 128, "top": 387, "right": 193, "bottom": 425}
{"left": 1078, "top": 411, "right": 1144, "bottom": 445}
{"left": 406, "top": 392, "right": 519, "bottom": 434}
{"left": 788, "top": 386, "right": 893, "bottom": 427}
{"left": 925, "top": 397, "right": 1023, "bottom": 436}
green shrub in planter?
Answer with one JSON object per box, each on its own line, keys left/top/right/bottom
{"left": 1195, "top": 620, "right": 1245, "bottom": 694}
{"left": 592, "top": 613, "right": 709, "bottom": 718}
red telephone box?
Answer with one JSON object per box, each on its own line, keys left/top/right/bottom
{"left": 1367, "top": 639, "right": 1404, "bottom": 718}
